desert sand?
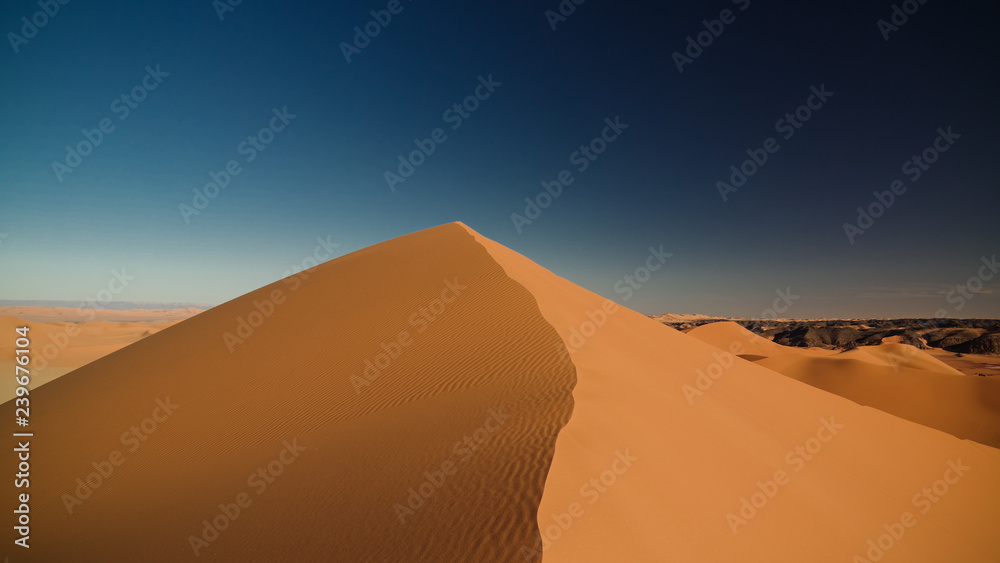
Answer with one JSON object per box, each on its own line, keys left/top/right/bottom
{"left": 2, "top": 223, "right": 575, "bottom": 561}
{"left": 687, "top": 322, "right": 1000, "bottom": 448}
{"left": 3, "top": 223, "right": 999, "bottom": 562}
{"left": 467, "top": 226, "right": 1000, "bottom": 562}
{"left": 0, "top": 306, "right": 205, "bottom": 323}
{"left": 926, "top": 348, "right": 1000, "bottom": 377}
{"left": 0, "top": 315, "right": 191, "bottom": 403}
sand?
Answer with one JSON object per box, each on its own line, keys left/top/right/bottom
{"left": 688, "top": 322, "right": 1000, "bottom": 448}
{"left": 926, "top": 347, "right": 1000, "bottom": 377}
{"left": 1, "top": 223, "right": 574, "bottom": 561}
{"left": 0, "top": 306, "right": 205, "bottom": 323}
{"left": 0, "top": 315, "right": 189, "bottom": 403}
{"left": 470, "top": 227, "right": 1000, "bottom": 562}
{"left": 3, "top": 223, "right": 999, "bottom": 562}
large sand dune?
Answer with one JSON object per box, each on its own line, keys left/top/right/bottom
{"left": 2, "top": 223, "right": 575, "bottom": 562}
{"left": 3, "top": 223, "right": 999, "bottom": 562}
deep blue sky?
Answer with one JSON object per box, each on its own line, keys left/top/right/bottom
{"left": 1, "top": 0, "right": 997, "bottom": 317}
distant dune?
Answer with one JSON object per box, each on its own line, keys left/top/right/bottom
{"left": 4, "top": 223, "right": 999, "bottom": 562}
{"left": 0, "top": 306, "right": 206, "bottom": 323}
{"left": 648, "top": 313, "right": 724, "bottom": 323}
{"left": 685, "top": 319, "right": 801, "bottom": 358}
{"left": 688, "top": 322, "right": 1000, "bottom": 448}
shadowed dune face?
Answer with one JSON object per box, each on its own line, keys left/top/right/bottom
{"left": 2, "top": 223, "right": 575, "bottom": 562}
{"left": 688, "top": 322, "right": 1000, "bottom": 448}
{"left": 0, "top": 316, "right": 186, "bottom": 403}
{"left": 755, "top": 354, "right": 1000, "bottom": 448}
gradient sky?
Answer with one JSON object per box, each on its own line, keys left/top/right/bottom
{"left": 1, "top": 0, "right": 997, "bottom": 318}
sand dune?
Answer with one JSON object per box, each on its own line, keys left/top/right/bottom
{"left": 0, "top": 316, "right": 186, "bottom": 403}
{"left": 688, "top": 322, "right": 1000, "bottom": 448}
{"left": 838, "top": 343, "right": 963, "bottom": 375}
{"left": 4, "top": 223, "right": 999, "bottom": 562}
{"left": 686, "top": 320, "right": 808, "bottom": 358}
{"left": 2, "top": 223, "right": 574, "bottom": 562}
{"left": 470, "top": 229, "right": 1000, "bottom": 562}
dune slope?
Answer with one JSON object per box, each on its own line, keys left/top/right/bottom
{"left": 687, "top": 320, "right": 802, "bottom": 358}
{"left": 1, "top": 223, "right": 575, "bottom": 562}
{"left": 0, "top": 316, "right": 185, "bottom": 403}
{"left": 688, "top": 322, "right": 1000, "bottom": 448}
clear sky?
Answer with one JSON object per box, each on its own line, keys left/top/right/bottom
{"left": 0, "top": 0, "right": 997, "bottom": 318}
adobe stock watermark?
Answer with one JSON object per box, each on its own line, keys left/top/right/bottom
{"left": 558, "top": 245, "right": 671, "bottom": 360}
{"left": 520, "top": 449, "right": 638, "bottom": 560}
{"left": 179, "top": 107, "right": 296, "bottom": 223}
{"left": 672, "top": 0, "right": 751, "bottom": 73}
{"left": 727, "top": 416, "right": 844, "bottom": 534}
{"left": 879, "top": 254, "right": 1000, "bottom": 374}
{"left": 759, "top": 287, "right": 799, "bottom": 320}
{"left": 681, "top": 342, "right": 744, "bottom": 405}
{"left": 392, "top": 407, "right": 510, "bottom": 524}
{"left": 717, "top": 84, "right": 833, "bottom": 201}
{"left": 384, "top": 74, "right": 500, "bottom": 192}
{"left": 280, "top": 236, "right": 341, "bottom": 278}
{"left": 543, "top": 0, "right": 587, "bottom": 31}
{"left": 613, "top": 245, "right": 673, "bottom": 301}
{"left": 51, "top": 65, "right": 169, "bottom": 182}
{"left": 851, "top": 459, "right": 969, "bottom": 562}
{"left": 340, "top": 0, "right": 414, "bottom": 63}
{"left": 32, "top": 268, "right": 136, "bottom": 372}
{"left": 842, "top": 126, "right": 959, "bottom": 244}
{"left": 61, "top": 397, "right": 179, "bottom": 514}
{"left": 877, "top": 0, "right": 929, "bottom": 41}
{"left": 945, "top": 254, "right": 998, "bottom": 312}
{"left": 187, "top": 439, "right": 306, "bottom": 556}
{"left": 7, "top": 0, "right": 72, "bottom": 54}
{"left": 221, "top": 237, "right": 332, "bottom": 353}
{"left": 682, "top": 287, "right": 799, "bottom": 404}
{"left": 351, "top": 278, "right": 467, "bottom": 393}
{"left": 511, "top": 116, "right": 629, "bottom": 233}
{"left": 212, "top": 0, "right": 245, "bottom": 22}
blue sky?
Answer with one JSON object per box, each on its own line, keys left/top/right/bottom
{"left": 0, "top": 0, "right": 997, "bottom": 317}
